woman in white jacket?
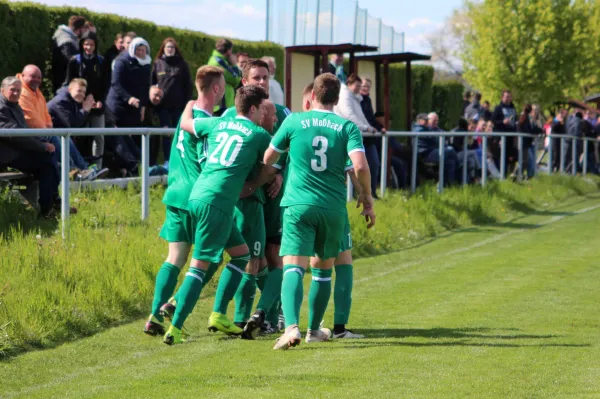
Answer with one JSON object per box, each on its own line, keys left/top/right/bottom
{"left": 334, "top": 73, "right": 376, "bottom": 133}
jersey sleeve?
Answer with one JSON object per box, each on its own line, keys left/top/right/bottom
{"left": 258, "top": 130, "right": 272, "bottom": 160}
{"left": 345, "top": 122, "right": 365, "bottom": 155}
{"left": 273, "top": 152, "right": 288, "bottom": 170}
{"left": 220, "top": 107, "right": 235, "bottom": 119}
{"left": 270, "top": 117, "right": 292, "bottom": 153}
{"left": 193, "top": 117, "right": 215, "bottom": 139}
{"left": 344, "top": 157, "right": 354, "bottom": 171}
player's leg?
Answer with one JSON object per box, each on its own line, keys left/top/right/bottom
{"left": 233, "top": 257, "right": 260, "bottom": 328}
{"left": 305, "top": 207, "right": 346, "bottom": 344}
{"left": 163, "top": 201, "right": 234, "bottom": 344}
{"left": 144, "top": 206, "right": 192, "bottom": 336}
{"left": 273, "top": 205, "right": 314, "bottom": 350}
{"left": 332, "top": 250, "right": 363, "bottom": 338}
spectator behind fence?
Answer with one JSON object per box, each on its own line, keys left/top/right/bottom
{"left": 65, "top": 32, "right": 107, "bottom": 167}
{"left": 328, "top": 53, "right": 347, "bottom": 84}
{"left": 103, "top": 33, "right": 124, "bottom": 89}
{"left": 334, "top": 74, "right": 375, "bottom": 133}
{"left": 493, "top": 89, "right": 517, "bottom": 170}
{"left": 464, "top": 92, "right": 482, "bottom": 121}
{"left": 52, "top": 15, "right": 86, "bottom": 93}
{"left": 462, "top": 91, "right": 471, "bottom": 113}
{"left": 47, "top": 79, "right": 108, "bottom": 181}
{"left": 261, "top": 56, "right": 284, "bottom": 106}
{"left": 359, "top": 77, "right": 384, "bottom": 198}
{"left": 480, "top": 100, "right": 493, "bottom": 122}
{"left": 415, "top": 113, "right": 458, "bottom": 185}
{"left": 236, "top": 52, "right": 250, "bottom": 70}
{"left": 106, "top": 37, "right": 151, "bottom": 128}
{"left": 145, "top": 86, "right": 170, "bottom": 172}
{"left": 17, "top": 65, "right": 52, "bottom": 129}
{"left": 83, "top": 20, "right": 96, "bottom": 35}
{"left": 208, "top": 38, "right": 241, "bottom": 114}
{"left": 0, "top": 76, "right": 59, "bottom": 217}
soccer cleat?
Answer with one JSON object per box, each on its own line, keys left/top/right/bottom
{"left": 235, "top": 322, "right": 246, "bottom": 330}
{"left": 273, "top": 325, "right": 302, "bottom": 350}
{"left": 207, "top": 312, "right": 243, "bottom": 336}
{"left": 333, "top": 329, "right": 365, "bottom": 339}
{"left": 242, "top": 310, "right": 265, "bottom": 340}
{"left": 305, "top": 327, "right": 332, "bottom": 344}
{"left": 159, "top": 300, "right": 176, "bottom": 321}
{"left": 143, "top": 315, "right": 167, "bottom": 336}
{"left": 163, "top": 325, "right": 185, "bottom": 345}
{"left": 260, "top": 321, "right": 279, "bottom": 335}
{"left": 277, "top": 310, "right": 285, "bottom": 332}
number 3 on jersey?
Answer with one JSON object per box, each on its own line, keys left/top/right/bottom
{"left": 208, "top": 132, "right": 243, "bottom": 166}
{"left": 311, "top": 136, "right": 328, "bottom": 172}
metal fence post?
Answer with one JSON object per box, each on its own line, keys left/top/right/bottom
{"left": 438, "top": 136, "right": 445, "bottom": 193}
{"left": 481, "top": 136, "right": 488, "bottom": 187}
{"left": 560, "top": 137, "right": 565, "bottom": 174}
{"left": 572, "top": 138, "right": 577, "bottom": 176}
{"left": 380, "top": 134, "right": 388, "bottom": 197}
{"left": 583, "top": 139, "right": 588, "bottom": 175}
{"left": 548, "top": 135, "right": 553, "bottom": 175}
{"left": 411, "top": 136, "right": 418, "bottom": 193}
{"left": 60, "top": 134, "right": 70, "bottom": 239}
{"left": 462, "top": 135, "right": 468, "bottom": 185}
{"left": 500, "top": 135, "right": 506, "bottom": 180}
{"left": 517, "top": 135, "right": 523, "bottom": 182}
{"left": 141, "top": 133, "right": 150, "bottom": 221}
{"left": 346, "top": 174, "right": 353, "bottom": 202}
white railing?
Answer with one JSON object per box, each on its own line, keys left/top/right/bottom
{"left": 0, "top": 128, "right": 597, "bottom": 238}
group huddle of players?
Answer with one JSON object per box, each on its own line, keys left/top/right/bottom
{"left": 143, "top": 59, "right": 375, "bottom": 350}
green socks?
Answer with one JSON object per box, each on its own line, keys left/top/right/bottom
{"left": 151, "top": 262, "right": 181, "bottom": 320}
{"left": 203, "top": 262, "right": 221, "bottom": 287}
{"left": 171, "top": 267, "right": 206, "bottom": 329}
{"left": 334, "top": 264, "right": 353, "bottom": 325}
{"left": 281, "top": 265, "right": 305, "bottom": 327}
{"left": 308, "top": 268, "right": 333, "bottom": 330}
{"left": 212, "top": 254, "right": 249, "bottom": 314}
{"left": 256, "top": 268, "right": 283, "bottom": 314}
{"left": 256, "top": 267, "right": 268, "bottom": 291}
{"left": 234, "top": 273, "right": 256, "bottom": 323}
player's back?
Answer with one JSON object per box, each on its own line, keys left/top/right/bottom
{"left": 162, "top": 107, "right": 211, "bottom": 210}
{"left": 275, "top": 110, "right": 363, "bottom": 210}
{"left": 189, "top": 116, "right": 271, "bottom": 213}
{"left": 222, "top": 104, "right": 291, "bottom": 135}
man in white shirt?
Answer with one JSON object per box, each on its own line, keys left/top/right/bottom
{"left": 334, "top": 73, "right": 376, "bottom": 133}
{"left": 261, "top": 56, "right": 284, "bottom": 106}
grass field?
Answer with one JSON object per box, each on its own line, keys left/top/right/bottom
{"left": 1, "top": 194, "right": 599, "bottom": 398}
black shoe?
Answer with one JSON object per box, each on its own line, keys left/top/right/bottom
{"left": 241, "top": 310, "right": 265, "bottom": 340}
{"left": 234, "top": 322, "right": 246, "bottom": 330}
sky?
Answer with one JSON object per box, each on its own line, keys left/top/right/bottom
{"left": 9, "top": 0, "right": 463, "bottom": 54}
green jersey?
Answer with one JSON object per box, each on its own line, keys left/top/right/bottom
{"left": 162, "top": 107, "right": 212, "bottom": 209}
{"left": 270, "top": 109, "right": 364, "bottom": 210}
{"left": 221, "top": 103, "right": 291, "bottom": 134}
{"left": 188, "top": 116, "right": 272, "bottom": 213}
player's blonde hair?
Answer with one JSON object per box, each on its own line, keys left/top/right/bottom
{"left": 195, "top": 65, "right": 224, "bottom": 94}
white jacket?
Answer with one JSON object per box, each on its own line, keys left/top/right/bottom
{"left": 334, "top": 84, "right": 372, "bottom": 131}
{"left": 269, "top": 78, "right": 285, "bottom": 106}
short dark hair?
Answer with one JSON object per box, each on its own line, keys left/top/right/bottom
{"left": 483, "top": 100, "right": 490, "bottom": 106}
{"left": 502, "top": 89, "right": 511, "bottom": 96}
{"left": 114, "top": 33, "right": 123, "bottom": 41}
{"left": 84, "top": 21, "right": 95, "bottom": 30}
{"left": 302, "top": 82, "right": 314, "bottom": 97}
{"left": 346, "top": 73, "right": 362, "bottom": 86}
{"left": 474, "top": 92, "right": 482, "bottom": 101}
{"left": 68, "top": 16, "right": 86, "bottom": 31}
{"left": 216, "top": 38, "right": 233, "bottom": 54}
{"left": 125, "top": 31, "right": 137, "bottom": 40}
{"left": 313, "top": 73, "right": 340, "bottom": 106}
{"left": 236, "top": 52, "right": 249, "bottom": 58}
{"left": 235, "top": 85, "right": 268, "bottom": 115}
{"left": 196, "top": 65, "right": 224, "bottom": 94}
{"left": 242, "top": 59, "right": 270, "bottom": 80}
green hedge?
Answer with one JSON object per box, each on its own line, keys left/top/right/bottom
{"left": 0, "top": 1, "right": 284, "bottom": 98}
{"left": 432, "top": 81, "right": 464, "bottom": 131}
{"left": 384, "top": 64, "right": 434, "bottom": 131}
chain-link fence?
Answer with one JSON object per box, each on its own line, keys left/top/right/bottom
{"left": 266, "top": 0, "right": 405, "bottom": 53}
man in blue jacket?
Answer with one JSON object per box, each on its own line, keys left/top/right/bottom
{"left": 48, "top": 78, "right": 108, "bottom": 180}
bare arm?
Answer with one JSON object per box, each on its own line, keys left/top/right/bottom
{"left": 240, "top": 163, "right": 279, "bottom": 199}
{"left": 349, "top": 150, "right": 376, "bottom": 228}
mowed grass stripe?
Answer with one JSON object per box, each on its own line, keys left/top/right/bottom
{"left": 2, "top": 200, "right": 600, "bottom": 399}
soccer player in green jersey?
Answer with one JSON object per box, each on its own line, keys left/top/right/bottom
{"left": 302, "top": 82, "right": 365, "bottom": 339}
{"left": 162, "top": 85, "right": 272, "bottom": 345}
{"left": 261, "top": 73, "right": 376, "bottom": 349}
{"left": 220, "top": 59, "right": 291, "bottom": 336}
{"left": 143, "top": 65, "right": 225, "bottom": 336}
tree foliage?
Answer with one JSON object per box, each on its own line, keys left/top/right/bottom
{"left": 460, "top": 0, "right": 599, "bottom": 107}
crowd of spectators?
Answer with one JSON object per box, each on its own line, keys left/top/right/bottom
{"left": 1, "top": 14, "right": 599, "bottom": 217}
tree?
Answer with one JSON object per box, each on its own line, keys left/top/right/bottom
{"left": 460, "top": 0, "right": 598, "bottom": 107}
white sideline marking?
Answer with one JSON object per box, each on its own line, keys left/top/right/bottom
{"left": 355, "top": 203, "right": 600, "bottom": 284}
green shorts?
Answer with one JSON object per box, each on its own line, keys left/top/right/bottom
{"left": 264, "top": 194, "right": 282, "bottom": 242}
{"left": 280, "top": 205, "right": 346, "bottom": 260}
{"left": 189, "top": 200, "right": 237, "bottom": 263}
{"left": 159, "top": 205, "right": 194, "bottom": 244}
{"left": 233, "top": 198, "right": 265, "bottom": 258}
{"left": 338, "top": 215, "right": 352, "bottom": 253}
